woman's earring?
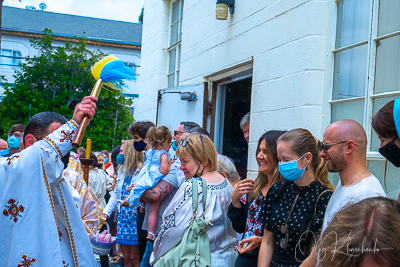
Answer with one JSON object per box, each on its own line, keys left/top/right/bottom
{"left": 305, "top": 166, "right": 308, "bottom": 171}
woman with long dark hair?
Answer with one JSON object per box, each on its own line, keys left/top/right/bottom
{"left": 228, "top": 131, "right": 286, "bottom": 266}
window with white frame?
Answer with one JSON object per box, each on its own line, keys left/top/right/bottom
{"left": 167, "top": 0, "right": 183, "bottom": 88}
{"left": 330, "top": 0, "right": 400, "bottom": 197}
{"left": 1, "top": 49, "right": 22, "bottom": 67}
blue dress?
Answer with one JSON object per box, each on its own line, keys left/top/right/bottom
{"left": 127, "top": 148, "right": 170, "bottom": 208}
{"left": 116, "top": 173, "right": 139, "bottom": 245}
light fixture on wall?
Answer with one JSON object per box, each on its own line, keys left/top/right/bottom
{"left": 180, "top": 92, "right": 197, "bottom": 101}
{"left": 216, "top": 0, "right": 234, "bottom": 20}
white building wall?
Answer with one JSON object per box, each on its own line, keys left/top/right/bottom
{"left": 0, "top": 35, "right": 141, "bottom": 96}
{"left": 137, "top": 0, "right": 330, "bottom": 176}
{"left": 134, "top": 0, "right": 170, "bottom": 120}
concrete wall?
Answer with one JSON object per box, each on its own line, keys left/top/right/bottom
{"left": 137, "top": 0, "right": 330, "bottom": 176}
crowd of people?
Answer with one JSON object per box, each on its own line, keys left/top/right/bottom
{"left": 1, "top": 97, "right": 400, "bottom": 267}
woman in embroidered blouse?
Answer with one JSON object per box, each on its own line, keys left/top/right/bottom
{"left": 228, "top": 131, "right": 286, "bottom": 266}
{"left": 151, "top": 133, "right": 237, "bottom": 266}
{"left": 258, "top": 128, "right": 334, "bottom": 267}
{"left": 103, "top": 140, "right": 144, "bottom": 267}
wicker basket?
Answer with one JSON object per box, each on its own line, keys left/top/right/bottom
{"left": 91, "top": 223, "right": 116, "bottom": 256}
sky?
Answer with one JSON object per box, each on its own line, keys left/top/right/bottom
{"left": 3, "top": 0, "right": 144, "bottom": 23}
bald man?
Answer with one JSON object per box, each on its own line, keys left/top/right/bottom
{"left": 0, "top": 139, "right": 7, "bottom": 151}
{"left": 299, "top": 119, "right": 385, "bottom": 267}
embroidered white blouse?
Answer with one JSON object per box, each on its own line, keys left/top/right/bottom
{"left": 152, "top": 177, "right": 237, "bottom": 266}
{"left": 89, "top": 168, "right": 108, "bottom": 209}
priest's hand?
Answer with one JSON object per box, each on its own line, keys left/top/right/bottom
{"left": 72, "top": 96, "right": 98, "bottom": 125}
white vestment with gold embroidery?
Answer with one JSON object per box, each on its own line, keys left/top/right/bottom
{"left": 0, "top": 121, "right": 97, "bottom": 267}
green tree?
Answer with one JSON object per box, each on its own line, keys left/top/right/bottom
{"left": 139, "top": 7, "right": 144, "bottom": 24}
{"left": 0, "top": 29, "right": 134, "bottom": 151}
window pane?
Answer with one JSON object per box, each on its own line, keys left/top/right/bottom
{"left": 13, "top": 51, "right": 22, "bottom": 65}
{"left": 331, "top": 99, "right": 365, "bottom": 125}
{"left": 168, "top": 48, "right": 177, "bottom": 74}
{"left": 378, "top": 0, "right": 400, "bottom": 36}
{"left": 333, "top": 45, "right": 368, "bottom": 100}
{"left": 1, "top": 49, "right": 12, "bottom": 65}
{"left": 170, "top": 21, "right": 179, "bottom": 45}
{"left": 171, "top": 0, "right": 180, "bottom": 24}
{"left": 168, "top": 73, "right": 175, "bottom": 88}
{"left": 335, "top": 0, "right": 372, "bottom": 48}
{"left": 374, "top": 35, "right": 400, "bottom": 94}
{"left": 367, "top": 160, "right": 400, "bottom": 200}
{"left": 370, "top": 96, "right": 399, "bottom": 151}
{"left": 177, "top": 45, "right": 181, "bottom": 70}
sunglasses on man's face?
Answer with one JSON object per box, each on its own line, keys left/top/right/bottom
{"left": 174, "top": 130, "right": 184, "bottom": 136}
{"left": 320, "top": 140, "right": 358, "bottom": 152}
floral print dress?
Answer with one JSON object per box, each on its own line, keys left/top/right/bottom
{"left": 241, "top": 194, "right": 263, "bottom": 239}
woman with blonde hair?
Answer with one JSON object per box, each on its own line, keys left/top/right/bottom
{"left": 103, "top": 140, "right": 144, "bottom": 267}
{"left": 318, "top": 196, "right": 400, "bottom": 267}
{"left": 258, "top": 128, "right": 333, "bottom": 267}
{"left": 228, "top": 130, "right": 286, "bottom": 266}
{"left": 152, "top": 133, "right": 237, "bottom": 266}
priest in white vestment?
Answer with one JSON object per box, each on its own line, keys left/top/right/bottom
{"left": 0, "top": 96, "right": 98, "bottom": 267}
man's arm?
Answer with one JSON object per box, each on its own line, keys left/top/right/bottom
{"left": 140, "top": 180, "right": 175, "bottom": 204}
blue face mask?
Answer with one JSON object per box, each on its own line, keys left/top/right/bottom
{"left": 172, "top": 140, "right": 178, "bottom": 151}
{"left": 104, "top": 158, "right": 108, "bottom": 164}
{"left": 278, "top": 153, "right": 308, "bottom": 181}
{"left": 134, "top": 139, "right": 147, "bottom": 152}
{"left": 7, "top": 136, "right": 20, "bottom": 149}
{"left": 116, "top": 154, "right": 125, "bottom": 165}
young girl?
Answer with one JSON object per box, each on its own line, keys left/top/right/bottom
{"left": 126, "top": 126, "right": 174, "bottom": 241}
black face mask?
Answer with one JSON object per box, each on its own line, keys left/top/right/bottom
{"left": 97, "top": 164, "right": 103, "bottom": 169}
{"left": 133, "top": 139, "right": 147, "bottom": 152}
{"left": 61, "top": 151, "right": 71, "bottom": 170}
{"left": 379, "top": 137, "right": 400, "bottom": 167}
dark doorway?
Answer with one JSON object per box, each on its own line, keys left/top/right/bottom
{"left": 220, "top": 78, "right": 251, "bottom": 179}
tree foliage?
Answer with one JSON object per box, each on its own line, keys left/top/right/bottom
{"left": 0, "top": 29, "right": 134, "bottom": 151}
{"left": 139, "top": 7, "right": 144, "bottom": 24}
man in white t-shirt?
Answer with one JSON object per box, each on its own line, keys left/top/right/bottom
{"left": 300, "top": 119, "right": 386, "bottom": 267}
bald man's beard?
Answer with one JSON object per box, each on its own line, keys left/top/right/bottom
{"left": 327, "top": 152, "right": 347, "bottom": 173}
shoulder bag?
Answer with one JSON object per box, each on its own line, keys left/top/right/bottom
{"left": 154, "top": 177, "right": 213, "bottom": 267}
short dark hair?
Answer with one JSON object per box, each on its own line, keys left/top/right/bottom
{"left": 180, "top": 121, "right": 200, "bottom": 132}
{"left": 111, "top": 145, "right": 121, "bottom": 170}
{"left": 129, "top": 121, "right": 156, "bottom": 139}
{"left": 77, "top": 147, "right": 86, "bottom": 154}
{"left": 372, "top": 100, "right": 397, "bottom": 139}
{"left": 24, "top": 112, "right": 68, "bottom": 145}
{"left": 187, "top": 126, "right": 211, "bottom": 139}
{"left": 8, "top": 124, "right": 25, "bottom": 135}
